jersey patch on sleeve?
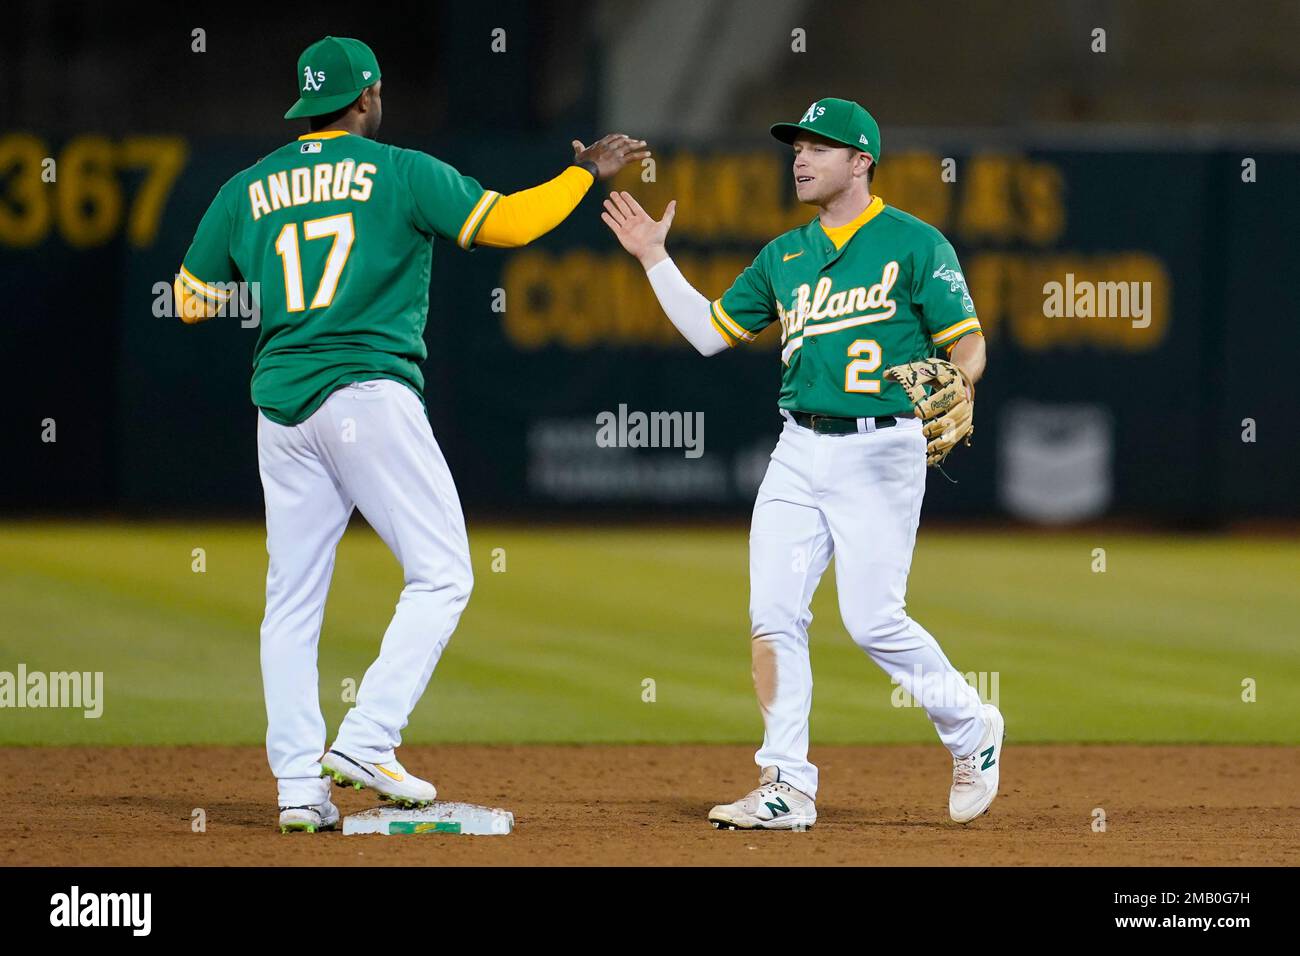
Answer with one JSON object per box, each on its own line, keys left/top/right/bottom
{"left": 931, "top": 262, "right": 975, "bottom": 314}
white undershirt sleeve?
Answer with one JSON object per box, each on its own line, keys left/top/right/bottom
{"left": 644, "top": 257, "right": 731, "bottom": 357}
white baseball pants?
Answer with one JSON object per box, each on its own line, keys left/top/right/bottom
{"left": 256, "top": 379, "right": 473, "bottom": 807}
{"left": 749, "top": 413, "right": 985, "bottom": 800}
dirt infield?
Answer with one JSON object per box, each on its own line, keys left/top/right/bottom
{"left": 1, "top": 745, "right": 1296, "bottom": 866}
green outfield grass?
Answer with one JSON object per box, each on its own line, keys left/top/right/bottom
{"left": 0, "top": 521, "right": 1295, "bottom": 745}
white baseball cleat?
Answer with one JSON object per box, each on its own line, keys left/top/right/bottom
{"left": 708, "top": 766, "right": 817, "bottom": 830}
{"left": 949, "top": 703, "right": 1006, "bottom": 823}
{"left": 279, "top": 800, "right": 340, "bottom": 834}
{"left": 319, "top": 749, "right": 437, "bottom": 807}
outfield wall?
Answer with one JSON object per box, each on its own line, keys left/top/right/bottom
{"left": 2, "top": 134, "right": 1295, "bottom": 523}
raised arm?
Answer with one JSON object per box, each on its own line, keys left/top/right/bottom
{"left": 601, "top": 190, "right": 729, "bottom": 357}
{"left": 474, "top": 135, "right": 650, "bottom": 248}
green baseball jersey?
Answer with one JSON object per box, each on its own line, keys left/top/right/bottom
{"left": 709, "top": 196, "right": 982, "bottom": 418}
{"left": 180, "top": 130, "right": 500, "bottom": 425}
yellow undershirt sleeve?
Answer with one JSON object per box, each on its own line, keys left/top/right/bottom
{"left": 174, "top": 274, "right": 222, "bottom": 324}
{"left": 473, "top": 166, "right": 596, "bottom": 248}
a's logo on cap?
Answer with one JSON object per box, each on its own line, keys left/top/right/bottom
{"left": 800, "top": 101, "right": 826, "bottom": 124}
{"left": 302, "top": 66, "right": 326, "bottom": 92}
{"left": 362, "top": 70, "right": 372, "bottom": 80}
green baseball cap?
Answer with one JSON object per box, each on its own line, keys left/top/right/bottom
{"left": 771, "top": 97, "right": 881, "bottom": 162}
{"left": 284, "top": 36, "right": 382, "bottom": 119}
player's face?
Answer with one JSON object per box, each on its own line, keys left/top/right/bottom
{"left": 791, "top": 133, "right": 856, "bottom": 204}
{"left": 362, "top": 80, "right": 383, "bottom": 137}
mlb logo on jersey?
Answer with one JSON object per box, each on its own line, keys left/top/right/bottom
{"left": 300, "top": 141, "right": 323, "bottom": 154}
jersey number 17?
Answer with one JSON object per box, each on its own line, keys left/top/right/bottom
{"left": 274, "top": 212, "right": 355, "bottom": 312}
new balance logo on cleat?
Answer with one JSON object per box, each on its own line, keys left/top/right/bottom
{"left": 708, "top": 766, "right": 817, "bottom": 830}
{"left": 764, "top": 797, "right": 790, "bottom": 817}
{"left": 949, "top": 704, "right": 1006, "bottom": 823}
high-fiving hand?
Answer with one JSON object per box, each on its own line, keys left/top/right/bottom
{"left": 600, "top": 190, "right": 676, "bottom": 270}
{"left": 571, "top": 135, "right": 651, "bottom": 181}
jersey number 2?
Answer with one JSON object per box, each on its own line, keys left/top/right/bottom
{"left": 274, "top": 212, "right": 355, "bottom": 312}
{"left": 844, "top": 338, "right": 882, "bottom": 393}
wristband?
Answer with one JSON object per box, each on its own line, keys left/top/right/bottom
{"left": 572, "top": 159, "right": 599, "bottom": 179}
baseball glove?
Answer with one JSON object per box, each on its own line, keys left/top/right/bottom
{"left": 884, "top": 358, "right": 974, "bottom": 467}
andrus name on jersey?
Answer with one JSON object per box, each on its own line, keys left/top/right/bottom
{"left": 777, "top": 260, "right": 899, "bottom": 342}
{"left": 247, "top": 161, "right": 377, "bottom": 221}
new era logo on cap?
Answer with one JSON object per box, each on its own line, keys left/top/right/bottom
{"left": 860, "top": 134, "right": 869, "bottom": 145}
{"left": 363, "top": 71, "right": 372, "bottom": 79}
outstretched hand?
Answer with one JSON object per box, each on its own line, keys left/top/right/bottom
{"left": 600, "top": 190, "right": 676, "bottom": 269}
{"left": 572, "top": 134, "right": 651, "bottom": 180}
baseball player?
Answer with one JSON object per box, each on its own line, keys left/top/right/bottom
{"left": 175, "top": 36, "right": 648, "bottom": 832}
{"left": 602, "top": 98, "right": 1004, "bottom": 828}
